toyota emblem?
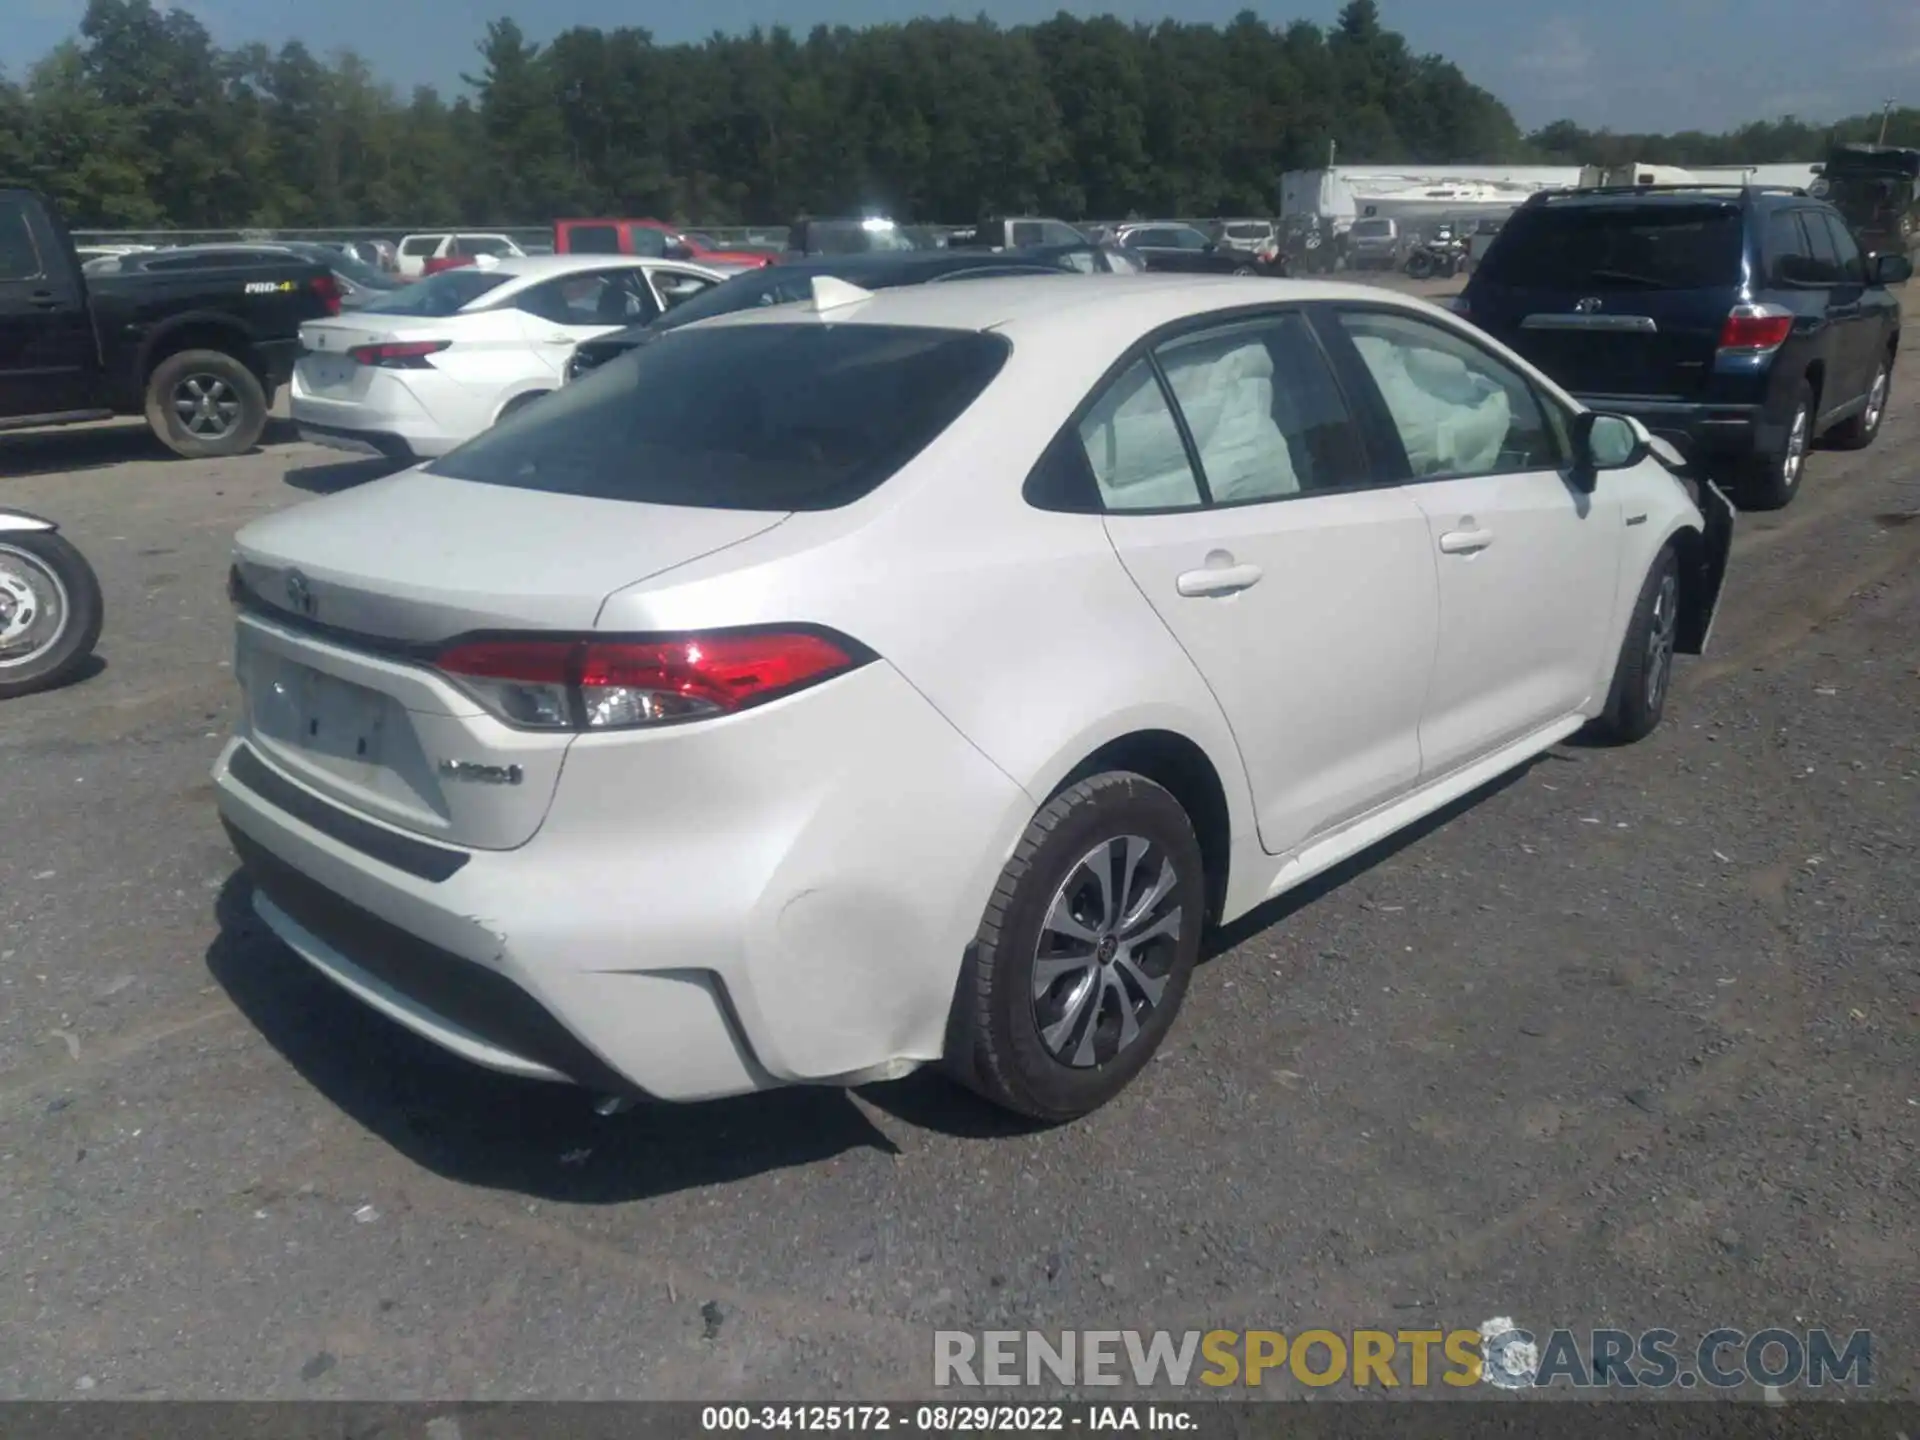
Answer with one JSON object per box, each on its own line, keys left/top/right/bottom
{"left": 285, "top": 569, "right": 315, "bottom": 617}
{"left": 1574, "top": 296, "right": 1602, "bottom": 313}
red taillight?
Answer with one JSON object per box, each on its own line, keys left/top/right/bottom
{"left": 1717, "top": 304, "right": 1793, "bottom": 355}
{"left": 348, "top": 339, "right": 451, "bottom": 368}
{"left": 434, "top": 630, "right": 865, "bottom": 730}
{"left": 312, "top": 272, "right": 342, "bottom": 316}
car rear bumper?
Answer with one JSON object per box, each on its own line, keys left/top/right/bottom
{"left": 293, "top": 420, "right": 421, "bottom": 461}
{"left": 211, "top": 661, "right": 1033, "bottom": 1104}
{"left": 1571, "top": 396, "right": 1775, "bottom": 460}
{"left": 290, "top": 397, "right": 455, "bottom": 459}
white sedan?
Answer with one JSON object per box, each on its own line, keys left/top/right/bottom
{"left": 217, "top": 274, "right": 1733, "bottom": 1121}
{"left": 289, "top": 255, "right": 727, "bottom": 460}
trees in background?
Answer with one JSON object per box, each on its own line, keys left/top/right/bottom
{"left": 3, "top": 0, "right": 1913, "bottom": 228}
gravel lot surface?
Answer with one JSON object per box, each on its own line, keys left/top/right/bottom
{"left": 1, "top": 281, "right": 1915, "bottom": 1401}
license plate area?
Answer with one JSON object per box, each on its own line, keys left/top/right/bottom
{"left": 249, "top": 655, "right": 395, "bottom": 770}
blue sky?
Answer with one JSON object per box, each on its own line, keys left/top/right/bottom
{"left": 5, "top": 0, "right": 1916, "bottom": 135}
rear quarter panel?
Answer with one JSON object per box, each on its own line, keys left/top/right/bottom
{"left": 88, "top": 263, "right": 332, "bottom": 403}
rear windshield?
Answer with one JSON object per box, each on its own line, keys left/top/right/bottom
{"left": 1350, "top": 220, "right": 1393, "bottom": 238}
{"left": 359, "top": 269, "right": 510, "bottom": 316}
{"left": 430, "top": 324, "right": 1009, "bottom": 511}
{"left": 1225, "top": 223, "right": 1271, "bottom": 238}
{"left": 1479, "top": 204, "right": 1744, "bottom": 290}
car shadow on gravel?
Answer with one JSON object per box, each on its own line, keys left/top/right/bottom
{"left": 1201, "top": 755, "right": 1547, "bottom": 961}
{"left": 205, "top": 871, "right": 911, "bottom": 1204}
{"left": 283, "top": 455, "right": 407, "bottom": 494}
{"left": 0, "top": 418, "right": 300, "bottom": 478}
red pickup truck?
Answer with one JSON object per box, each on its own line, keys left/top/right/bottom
{"left": 552, "top": 219, "right": 775, "bottom": 268}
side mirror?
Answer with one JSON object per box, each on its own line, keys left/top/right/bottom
{"left": 1870, "top": 252, "right": 1914, "bottom": 286}
{"left": 663, "top": 239, "right": 694, "bottom": 261}
{"left": 1570, "top": 411, "right": 1648, "bottom": 492}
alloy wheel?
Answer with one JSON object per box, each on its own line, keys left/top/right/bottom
{"left": 0, "top": 543, "right": 69, "bottom": 669}
{"left": 1782, "top": 403, "right": 1809, "bottom": 492}
{"left": 1644, "top": 569, "right": 1678, "bottom": 712}
{"left": 1864, "top": 365, "right": 1889, "bottom": 435}
{"left": 1031, "top": 835, "right": 1185, "bottom": 1068}
{"left": 173, "top": 373, "right": 243, "bottom": 440}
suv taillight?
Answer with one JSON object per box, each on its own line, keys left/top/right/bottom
{"left": 311, "top": 272, "right": 342, "bottom": 316}
{"left": 433, "top": 629, "right": 869, "bottom": 730}
{"left": 349, "top": 339, "right": 450, "bottom": 368}
{"left": 1717, "top": 303, "right": 1794, "bottom": 356}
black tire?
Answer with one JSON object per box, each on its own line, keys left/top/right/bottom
{"left": 144, "top": 349, "right": 268, "bottom": 459}
{"left": 1230, "top": 263, "right": 1255, "bottom": 276}
{"left": 950, "top": 771, "right": 1206, "bottom": 1121}
{"left": 1826, "top": 351, "right": 1892, "bottom": 451}
{"left": 1589, "top": 544, "right": 1680, "bottom": 745}
{"left": 1734, "top": 380, "right": 1812, "bottom": 511}
{"left": 1406, "top": 252, "right": 1434, "bottom": 280}
{"left": 0, "top": 530, "right": 105, "bottom": 700}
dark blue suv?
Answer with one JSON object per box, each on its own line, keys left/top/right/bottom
{"left": 1460, "top": 185, "right": 1910, "bottom": 509}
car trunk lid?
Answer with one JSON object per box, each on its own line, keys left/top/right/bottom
{"left": 229, "top": 469, "right": 788, "bottom": 849}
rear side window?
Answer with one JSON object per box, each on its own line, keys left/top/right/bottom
{"left": 0, "top": 198, "right": 44, "bottom": 281}
{"left": 401, "top": 236, "right": 442, "bottom": 257}
{"left": 1154, "top": 314, "right": 1369, "bottom": 501}
{"left": 516, "top": 270, "right": 653, "bottom": 327}
{"left": 1076, "top": 360, "right": 1203, "bottom": 511}
{"left": 1821, "top": 213, "right": 1866, "bottom": 284}
{"left": 1797, "top": 213, "right": 1842, "bottom": 283}
{"left": 1765, "top": 210, "right": 1811, "bottom": 285}
{"left": 566, "top": 224, "right": 622, "bottom": 255}
{"left": 430, "top": 325, "right": 1011, "bottom": 511}
{"left": 1479, "top": 204, "right": 1743, "bottom": 290}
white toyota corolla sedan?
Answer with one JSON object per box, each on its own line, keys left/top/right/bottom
{"left": 289, "top": 254, "right": 727, "bottom": 461}
{"left": 216, "top": 274, "right": 1734, "bottom": 1120}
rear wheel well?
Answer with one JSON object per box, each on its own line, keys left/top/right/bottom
{"left": 140, "top": 323, "right": 266, "bottom": 397}
{"left": 1054, "top": 730, "right": 1232, "bottom": 927}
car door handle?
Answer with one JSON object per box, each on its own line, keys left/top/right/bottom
{"left": 1438, "top": 527, "right": 1495, "bottom": 554}
{"left": 29, "top": 291, "right": 62, "bottom": 309}
{"left": 1176, "top": 562, "right": 1263, "bottom": 597}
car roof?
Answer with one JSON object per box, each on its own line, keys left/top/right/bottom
{"left": 1524, "top": 188, "right": 1802, "bottom": 212}
{"left": 475, "top": 253, "right": 726, "bottom": 286}
{"left": 685, "top": 272, "right": 1435, "bottom": 348}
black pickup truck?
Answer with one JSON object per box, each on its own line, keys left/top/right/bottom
{"left": 1, "top": 187, "right": 340, "bottom": 459}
